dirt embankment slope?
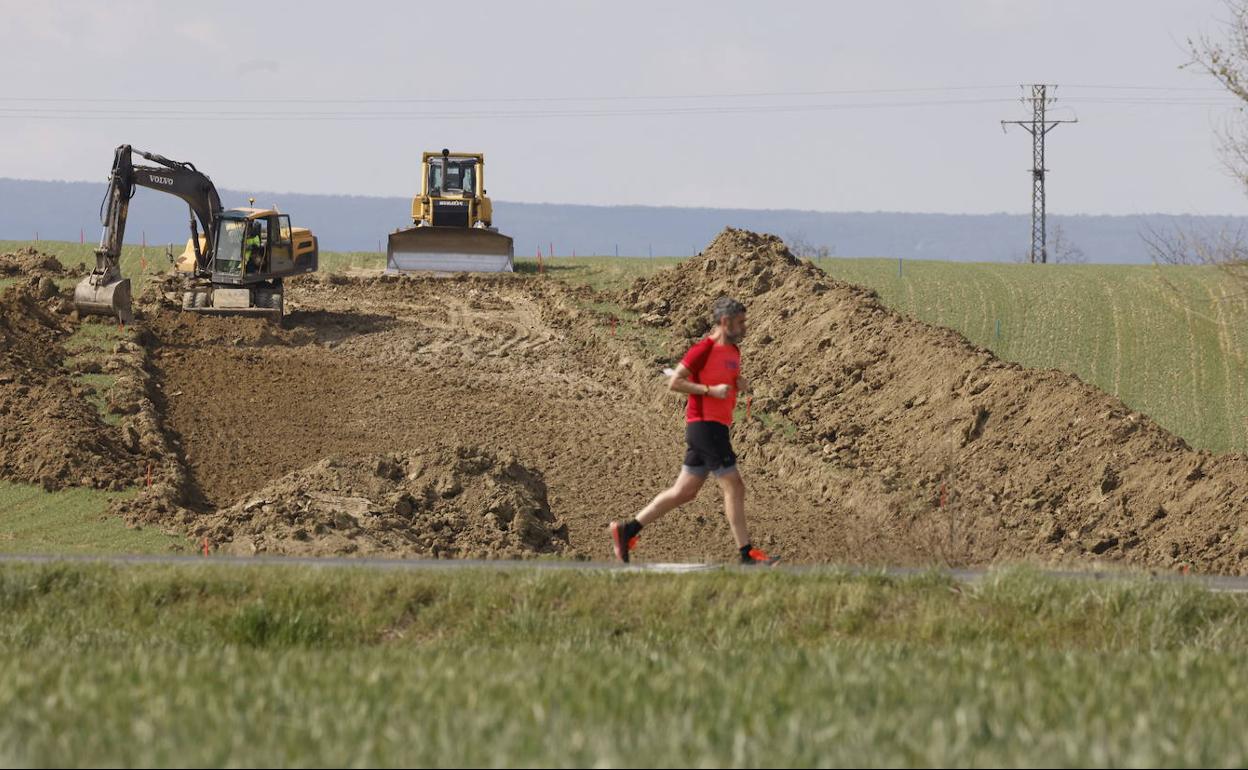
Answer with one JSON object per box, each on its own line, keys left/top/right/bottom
{"left": 0, "top": 288, "right": 147, "bottom": 490}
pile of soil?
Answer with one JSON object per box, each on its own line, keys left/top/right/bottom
{"left": 143, "top": 309, "right": 316, "bottom": 349}
{"left": 0, "top": 247, "right": 79, "bottom": 277}
{"left": 189, "top": 446, "right": 569, "bottom": 559}
{"left": 0, "top": 288, "right": 144, "bottom": 490}
{"left": 623, "top": 228, "right": 1248, "bottom": 573}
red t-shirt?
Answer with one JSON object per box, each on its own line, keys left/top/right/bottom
{"left": 680, "top": 336, "right": 740, "bottom": 425}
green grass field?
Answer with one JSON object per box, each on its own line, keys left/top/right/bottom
{"left": 0, "top": 562, "right": 1245, "bottom": 767}
{"left": 0, "top": 483, "right": 183, "bottom": 554}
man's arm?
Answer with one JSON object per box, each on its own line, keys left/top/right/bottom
{"left": 669, "top": 363, "right": 729, "bottom": 398}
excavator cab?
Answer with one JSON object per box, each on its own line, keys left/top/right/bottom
{"left": 212, "top": 218, "right": 247, "bottom": 277}
{"left": 212, "top": 215, "right": 270, "bottom": 278}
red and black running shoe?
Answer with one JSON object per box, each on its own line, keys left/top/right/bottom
{"left": 741, "top": 547, "right": 779, "bottom": 566}
{"left": 609, "top": 520, "right": 638, "bottom": 564}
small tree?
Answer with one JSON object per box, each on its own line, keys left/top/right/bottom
{"left": 1049, "top": 223, "right": 1087, "bottom": 264}
{"left": 1158, "top": 2, "right": 1248, "bottom": 282}
{"left": 1192, "top": 1, "right": 1248, "bottom": 191}
{"left": 784, "top": 231, "right": 833, "bottom": 260}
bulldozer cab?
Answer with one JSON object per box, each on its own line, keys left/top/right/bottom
{"left": 427, "top": 155, "right": 478, "bottom": 197}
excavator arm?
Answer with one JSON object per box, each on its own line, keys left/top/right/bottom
{"left": 75, "top": 144, "right": 223, "bottom": 321}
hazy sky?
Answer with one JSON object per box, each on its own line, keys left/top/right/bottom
{"left": 4, "top": 0, "right": 1247, "bottom": 215}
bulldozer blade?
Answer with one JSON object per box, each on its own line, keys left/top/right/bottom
{"left": 387, "top": 227, "right": 514, "bottom": 273}
{"left": 72, "top": 275, "right": 133, "bottom": 324}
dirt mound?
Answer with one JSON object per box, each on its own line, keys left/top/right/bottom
{"left": 0, "top": 288, "right": 145, "bottom": 490}
{"left": 143, "top": 308, "right": 316, "bottom": 349}
{"left": 189, "top": 446, "right": 570, "bottom": 559}
{"left": 0, "top": 247, "right": 79, "bottom": 277}
{"left": 624, "top": 227, "right": 1248, "bottom": 573}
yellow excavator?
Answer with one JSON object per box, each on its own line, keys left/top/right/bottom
{"left": 387, "top": 149, "right": 514, "bottom": 273}
{"left": 74, "top": 144, "right": 318, "bottom": 323}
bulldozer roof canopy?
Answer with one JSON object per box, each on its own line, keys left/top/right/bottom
{"left": 224, "top": 207, "right": 282, "bottom": 219}
{"left": 422, "top": 152, "right": 485, "bottom": 162}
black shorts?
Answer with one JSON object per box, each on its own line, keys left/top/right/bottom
{"left": 683, "top": 420, "right": 737, "bottom": 478}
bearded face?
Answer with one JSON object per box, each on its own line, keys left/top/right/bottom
{"left": 723, "top": 313, "right": 747, "bottom": 345}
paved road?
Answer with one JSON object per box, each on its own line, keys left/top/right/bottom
{"left": 2, "top": 552, "right": 1247, "bottom": 592}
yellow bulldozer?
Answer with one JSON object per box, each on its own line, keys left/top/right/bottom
{"left": 387, "top": 149, "right": 514, "bottom": 273}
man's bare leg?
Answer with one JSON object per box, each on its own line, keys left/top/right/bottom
{"left": 636, "top": 469, "right": 706, "bottom": 527}
{"left": 716, "top": 468, "right": 749, "bottom": 548}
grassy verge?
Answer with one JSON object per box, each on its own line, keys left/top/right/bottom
{"left": 0, "top": 239, "right": 170, "bottom": 293}
{"left": 1, "top": 563, "right": 1247, "bottom": 766}
{"left": 515, "top": 255, "right": 684, "bottom": 293}
{"left": 0, "top": 483, "right": 185, "bottom": 555}
{"left": 316, "top": 249, "right": 385, "bottom": 273}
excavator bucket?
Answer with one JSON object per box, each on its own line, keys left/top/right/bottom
{"left": 73, "top": 273, "right": 133, "bottom": 324}
{"left": 387, "top": 227, "right": 514, "bottom": 273}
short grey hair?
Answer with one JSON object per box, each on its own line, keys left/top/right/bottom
{"left": 711, "top": 296, "right": 746, "bottom": 324}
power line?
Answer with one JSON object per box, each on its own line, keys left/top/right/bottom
{"left": 0, "top": 83, "right": 1228, "bottom": 106}
{"left": 0, "top": 98, "right": 1029, "bottom": 122}
{"left": 0, "top": 94, "right": 1235, "bottom": 122}
{"left": 0, "top": 85, "right": 1023, "bottom": 105}
{"left": 1001, "top": 84, "right": 1078, "bottom": 265}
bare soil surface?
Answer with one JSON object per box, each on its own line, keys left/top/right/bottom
{"left": 4, "top": 230, "right": 1247, "bottom": 571}
{"left": 136, "top": 273, "right": 814, "bottom": 562}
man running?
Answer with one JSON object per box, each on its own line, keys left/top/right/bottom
{"left": 609, "top": 296, "right": 776, "bottom": 565}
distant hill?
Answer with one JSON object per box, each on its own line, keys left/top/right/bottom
{"left": 2, "top": 177, "right": 1245, "bottom": 263}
